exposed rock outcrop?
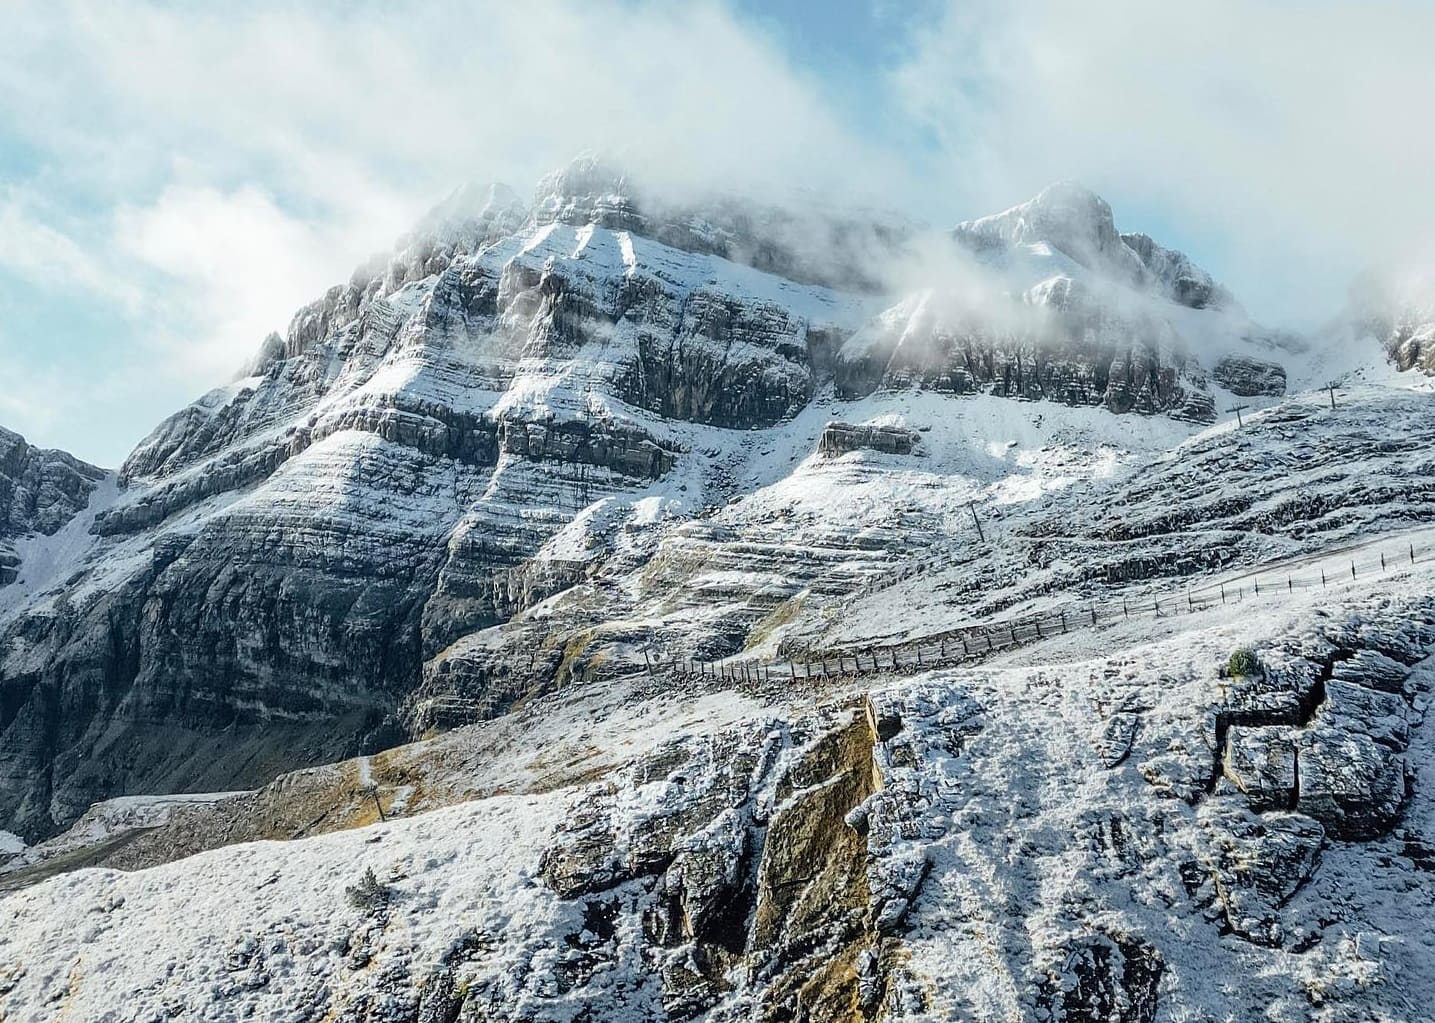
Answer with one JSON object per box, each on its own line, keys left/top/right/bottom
{"left": 0, "top": 426, "right": 106, "bottom": 585}
{"left": 1212, "top": 353, "right": 1287, "bottom": 396}
{"left": 818, "top": 422, "right": 920, "bottom": 457}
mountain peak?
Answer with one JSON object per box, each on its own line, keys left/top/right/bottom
{"left": 533, "top": 154, "right": 641, "bottom": 231}
{"left": 954, "top": 182, "right": 1234, "bottom": 311}
{"left": 954, "top": 180, "right": 1132, "bottom": 274}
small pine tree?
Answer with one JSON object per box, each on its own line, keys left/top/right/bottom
{"left": 344, "top": 867, "right": 390, "bottom": 915}
{"left": 1227, "top": 647, "right": 1262, "bottom": 678}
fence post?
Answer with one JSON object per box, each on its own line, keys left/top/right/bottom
{"left": 1035, "top": 619, "right": 1043, "bottom": 639}
{"left": 1321, "top": 570, "right": 1326, "bottom": 588}
{"left": 1287, "top": 577, "right": 1292, "bottom": 593}
{"left": 1351, "top": 561, "right": 1357, "bottom": 581}
{"left": 1090, "top": 607, "right": 1097, "bottom": 625}
{"left": 1381, "top": 553, "right": 1386, "bottom": 571}
{"left": 1254, "top": 579, "right": 1259, "bottom": 596}
{"left": 1187, "top": 593, "right": 1194, "bottom": 612}
{"left": 1220, "top": 584, "right": 1225, "bottom": 604}
{"left": 1123, "top": 598, "right": 1129, "bottom": 619}
{"left": 1061, "top": 611, "right": 1068, "bottom": 633}
{"left": 789, "top": 662, "right": 796, "bottom": 680}
{"left": 1412, "top": 544, "right": 1416, "bottom": 565}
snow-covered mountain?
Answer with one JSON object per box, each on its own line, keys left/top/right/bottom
{"left": 4, "top": 157, "right": 1435, "bottom": 1022}
{"left": 0, "top": 158, "right": 1292, "bottom": 842}
{"left": 0, "top": 426, "right": 109, "bottom": 590}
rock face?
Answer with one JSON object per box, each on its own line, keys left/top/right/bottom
{"left": 0, "top": 426, "right": 106, "bottom": 585}
{"left": 834, "top": 283, "right": 1216, "bottom": 422}
{"left": 0, "top": 162, "right": 1293, "bottom": 840}
{"left": 818, "top": 421, "right": 920, "bottom": 457}
{"left": 832, "top": 183, "right": 1273, "bottom": 422}
{"left": 1212, "top": 353, "right": 1287, "bottom": 396}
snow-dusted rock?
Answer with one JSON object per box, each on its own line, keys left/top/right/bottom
{"left": 1212, "top": 353, "right": 1288, "bottom": 396}
{"left": 0, "top": 426, "right": 106, "bottom": 586}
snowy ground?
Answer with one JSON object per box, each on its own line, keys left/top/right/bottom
{"left": 3, "top": 523, "right": 1434, "bottom": 1020}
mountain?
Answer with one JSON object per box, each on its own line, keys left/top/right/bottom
{"left": 0, "top": 426, "right": 108, "bottom": 590}
{"left": 0, "top": 161, "right": 1344, "bottom": 843}
{"left": 4, "top": 159, "right": 1435, "bottom": 1021}
{"left": 4, "top": 391, "right": 1435, "bottom": 1021}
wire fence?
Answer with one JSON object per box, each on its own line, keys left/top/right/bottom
{"left": 663, "top": 537, "right": 1429, "bottom": 686}
{"left": 416, "top": 535, "right": 1429, "bottom": 724}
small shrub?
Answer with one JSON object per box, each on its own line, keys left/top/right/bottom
{"left": 1227, "top": 647, "right": 1262, "bottom": 678}
{"left": 344, "top": 867, "right": 390, "bottom": 915}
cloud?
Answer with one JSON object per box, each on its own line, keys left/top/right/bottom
{"left": 0, "top": 0, "right": 907, "bottom": 462}
{"left": 0, "top": 192, "right": 142, "bottom": 310}
{"left": 113, "top": 184, "right": 379, "bottom": 382}
{"left": 1, "top": 0, "right": 1432, "bottom": 464}
{"left": 889, "top": 0, "right": 1435, "bottom": 322}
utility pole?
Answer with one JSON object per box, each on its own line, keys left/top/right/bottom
{"left": 968, "top": 500, "right": 985, "bottom": 542}
{"left": 1227, "top": 404, "right": 1250, "bottom": 429}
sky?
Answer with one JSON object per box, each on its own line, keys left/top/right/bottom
{"left": 1, "top": 0, "right": 1433, "bottom": 466}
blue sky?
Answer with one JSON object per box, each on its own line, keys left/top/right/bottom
{"left": 2, "top": 1, "right": 1432, "bottom": 466}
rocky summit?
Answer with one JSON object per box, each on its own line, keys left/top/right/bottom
{"left": 4, "top": 159, "right": 1435, "bottom": 1022}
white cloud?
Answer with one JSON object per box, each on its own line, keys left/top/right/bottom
{"left": 889, "top": 0, "right": 1435, "bottom": 321}
{"left": 0, "top": 0, "right": 1433, "bottom": 463}
{"left": 0, "top": 193, "right": 142, "bottom": 310}
{"left": 0, "top": 0, "right": 910, "bottom": 462}
{"left": 113, "top": 184, "right": 379, "bottom": 381}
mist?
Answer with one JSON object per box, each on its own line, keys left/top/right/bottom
{"left": 0, "top": 0, "right": 1431, "bottom": 464}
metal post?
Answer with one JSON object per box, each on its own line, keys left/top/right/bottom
{"left": 968, "top": 501, "right": 985, "bottom": 543}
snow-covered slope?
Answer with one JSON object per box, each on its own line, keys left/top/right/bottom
{"left": 5, "top": 157, "right": 1435, "bottom": 1020}
{"left": 3, "top": 547, "right": 1433, "bottom": 1021}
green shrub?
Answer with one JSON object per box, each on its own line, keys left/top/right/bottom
{"left": 1227, "top": 647, "right": 1262, "bottom": 678}
{"left": 344, "top": 866, "right": 390, "bottom": 915}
